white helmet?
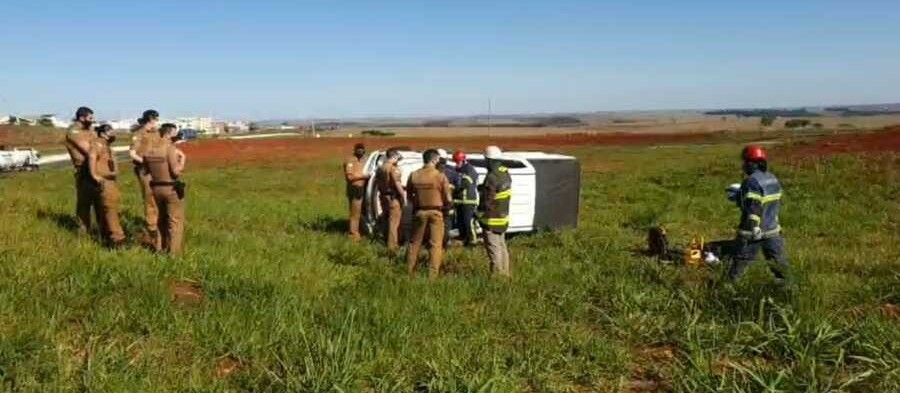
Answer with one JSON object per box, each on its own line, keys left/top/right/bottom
{"left": 484, "top": 145, "right": 503, "bottom": 159}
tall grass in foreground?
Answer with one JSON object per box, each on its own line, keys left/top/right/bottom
{"left": 0, "top": 144, "right": 897, "bottom": 392}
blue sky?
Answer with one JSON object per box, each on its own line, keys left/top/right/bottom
{"left": 1, "top": 0, "right": 899, "bottom": 120}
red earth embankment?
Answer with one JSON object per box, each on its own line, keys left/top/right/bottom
{"left": 181, "top": 132, "right": 710, "bottom": 167}
{"left": 790, "top": 126, "right": 900, "bottom": 157}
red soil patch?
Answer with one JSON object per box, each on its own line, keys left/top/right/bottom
{"left": 790, "top": 126, "right": 900, "bottom": 157}
{"left": 168, "top": 279, "right": 204, "bottom": 306}
{"left": 0, "top": 125, "right": 65, "bottom": 149}
{"left": 880, "top": 303, "right": 900, "bottom": 320}
{"left": 214, "top": 356, "right": 242, "bottom": 379}
{"left": 182, "top": 133, "right": 709, "bottom": 167}
{"left": 845, "top": 303, "right": 900, "bottom": 321}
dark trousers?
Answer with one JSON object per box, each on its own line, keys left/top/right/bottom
{"left": 455, "top": 205, "right": 477, "bottom": 245}
{"left": 74, "top": 170, "right": 96, "bottom": 234}
{"left": 728, "top": 235, "right": 789, "bottom": 280}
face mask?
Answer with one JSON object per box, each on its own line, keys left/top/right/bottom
{"left": 354, "top": 150, "right": 365, "bottom": 158}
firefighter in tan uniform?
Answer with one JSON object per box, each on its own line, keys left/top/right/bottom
{"left": 144, "top": 124, "right": 187, "bottom": 255}
{"left": 344, "top": 143, "right": 370, "bottom": 241}
{"left": 129, "top": 110, "right": 163, "bottom": 248}
{"left": 63, "top": 106, "right": 98, "bottom": 234}
{"left": 87, "top": 124, "right": 126, "bottom": 247}
{"left": 375, "top": 149, "right": 406, "bottom": 254}
{"left": 406, "top": 149, "right": 452, "bottom": 279}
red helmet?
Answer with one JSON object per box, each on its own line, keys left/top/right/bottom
{"left": 452, "top": 150, "right": 466, "bottom": 163}
{"left": 742, "top": 145, "right": 767, "bottom": 162}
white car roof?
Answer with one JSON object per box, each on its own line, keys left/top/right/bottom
{"left": 502, "top": 152, "right": 576, "bottom": 160}
{"left": 380, "top": 150, "right": 575, "bottom": 161}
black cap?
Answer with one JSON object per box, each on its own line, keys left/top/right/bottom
{"left": 75, "top": 106, "right": 94, "bottom": 119}
{"left": 141, "top": 109, "right": 160, "bottom": 121}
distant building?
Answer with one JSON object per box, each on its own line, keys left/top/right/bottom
{"left": 107, "top": 119, "right": 137, "bottom": 131}
{"left": 224, "top": 121, "right": 249, "bottom": 134}
{"left": 4, "top": 114, "right": 72, "bottom": 128}
{"left": 38, "top": 115, "right": 64, "bottom": 128}
{"left": 7, "top": 116, "right": 35, "bottom": 126}
{"left": 52, "top": 116, "right": 70, "bottom": 128}
{"left": 209, "top": 121, "right": 226, "bottom": 135}
{"left": 165, "top": 117, "right": 215, "bottom": 134}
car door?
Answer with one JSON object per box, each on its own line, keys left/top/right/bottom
{"left": 362, "top": 152, "right": 385, "bottom": 235}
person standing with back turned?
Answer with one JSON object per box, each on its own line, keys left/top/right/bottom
{"left": 129, "top": 110, "right": 163, "bottom": 249}
{"left": 437, "top": 156, "right": 460, "bottom": 247}
{"left": 406, "top": 149, "right": 452, "bottom": 280}
{"left": 375, "top": 148, "right": 406, "bottom": 255}
{"left": 344, "top": 143, "right": 370, "bottom": 241}
{"left": 144, "top": 124, "right": 186, "bottom": 255}
{"left": 452, "top": 150, "right": 479, "bottom": 246}
{"left": 478, "top": 146, "right": 512, "bottom": 278}
{"left": 729, "top": 145, "right": 789, "bottom": 282}
{"left": 63, "top": 106, "right": 97, "bottom": 235}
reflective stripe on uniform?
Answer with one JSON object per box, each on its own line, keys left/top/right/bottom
{"left": 453, "top": 199, "right": 479, "bottom": 205}
{"left": 748, "top": 214, "right": 761, "bottom": 223}
{"left": 745, "top": 192, "right": 782, "bottom": 204}
{"left": 498, "top": 166, "right": 508, "bottom": 173}
{"left": 495, "top": 190, "right": 512, "bottom": 200}
{"left": 737, "top": 225, "right": 781, "bottom": 238}
{"left": 461, "top": 174, "right": 473, "bottom": 183}
{"left": 480, "top": 217, "right": 510, "bottom": 226}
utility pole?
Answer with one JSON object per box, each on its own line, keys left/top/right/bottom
{"left": 488, "top": 97, "right": 493, "bottom": 138}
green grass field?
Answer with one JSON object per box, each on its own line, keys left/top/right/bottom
{"left": 1, "top": 139, "right": 898, "bottom": 392}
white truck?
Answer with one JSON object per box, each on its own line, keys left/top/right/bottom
{"left": 0, "top": 148, "right": 40, "bottom": 172}
{"left": 361, "top": 149, "right": 581, "bottom": 238}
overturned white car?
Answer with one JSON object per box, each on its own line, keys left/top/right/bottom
{"left": 361, "top": 149, "right": 581, "bottom": 237}
{"left": 0, "top": 148, "right": 40, "bottom": 172}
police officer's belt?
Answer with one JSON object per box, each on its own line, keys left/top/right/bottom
{"left": 150, "top": 180, "right": 178, "bottom": 187}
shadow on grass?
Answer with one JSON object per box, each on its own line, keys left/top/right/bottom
{"left": 120, "top": 210, "right": 146, "bottom": 237}
{"left": 36, "top": 208, "right": 154, "bottom": 250}
{"left": 36, "top": 208, "right": 81, "bottom": 233}
{"left": 298, "top": 216, "right": 349, "bottom": 235}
